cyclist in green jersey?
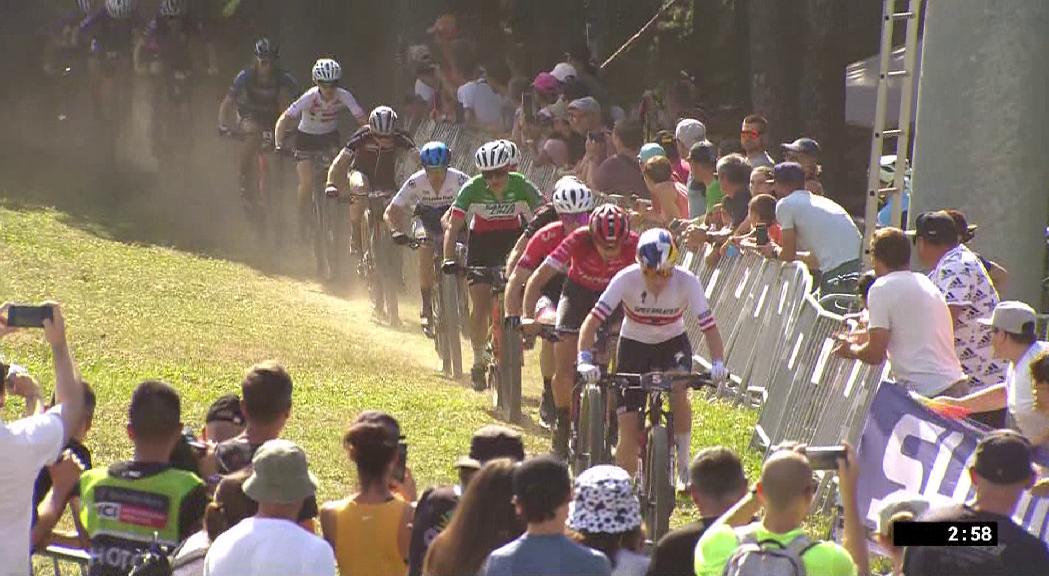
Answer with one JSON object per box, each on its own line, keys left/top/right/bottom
{"left": 442, "top": 141, "right": 543, "bottom": 389}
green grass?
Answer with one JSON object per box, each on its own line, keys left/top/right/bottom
{"left": 1, "top": 202, "right": 763, "bottom": 569}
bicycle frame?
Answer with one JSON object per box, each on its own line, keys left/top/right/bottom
{"left": 468, "top": 266, "right": 523, "bottom": 423}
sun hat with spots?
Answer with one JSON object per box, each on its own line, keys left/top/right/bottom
{"left": 568, "top": 465, "right": 641, "bottom": 534}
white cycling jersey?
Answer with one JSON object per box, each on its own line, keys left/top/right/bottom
{"left": 285, "top": 86, "right": 366, "bottom": 135}
{"left": 593, "top": 264, "right": 716, "bottom": 345}
{"left": 391, "top": 168, "right": 470, "bottom": 210}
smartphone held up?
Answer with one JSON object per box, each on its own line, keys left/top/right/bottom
{"left": 6, "top": 304, "right": 54, "bottom": 328}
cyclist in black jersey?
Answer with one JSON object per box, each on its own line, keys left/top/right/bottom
{"left": 219, "top": 38, "right": 298, "bottom": 196}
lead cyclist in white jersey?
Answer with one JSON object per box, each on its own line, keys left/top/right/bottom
{"left": 385, "top": 141, "right": 469, "bottom": 331}
{"left": 577, "top": 227, "right": 728, "bottom": 489}
{"left": 275, "top": 57, "right": 367, "bottom": 239}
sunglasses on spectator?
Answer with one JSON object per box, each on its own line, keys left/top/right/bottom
{"left": 641, "top": 267, "right": 673, "bottom": 278}
{"left": 559, "top": 213, "right": 589, "bottom": 226}
{"left": 482, "top": 168, "right": 509, "bottom": 181}
{"left": 741, "top": 129, "right": 761, "bottom": 138}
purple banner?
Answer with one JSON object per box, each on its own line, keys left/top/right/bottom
{"left": 856, "top": 382, "right": 1049, "bottom": 544}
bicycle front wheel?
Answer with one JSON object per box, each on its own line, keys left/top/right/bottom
{"left": 643, "top": 425, "right": 673, "bottom": 542}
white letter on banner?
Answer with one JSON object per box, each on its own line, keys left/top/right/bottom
{"left": 927, "top": 431, "right": 967, "bottom": 497}
{"left": 884, "top": 414, "right": 947, "bottom": 493}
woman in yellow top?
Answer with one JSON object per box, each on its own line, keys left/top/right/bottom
{"left": 321, "top": 420, "right": 413, "bottom": 576}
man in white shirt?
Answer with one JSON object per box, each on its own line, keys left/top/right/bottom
{"left": 204, "top": 439, "right": 335, "bottom": 576}
{"left": 771, "top": 162, "right": 862, "bottom": 296}
{"left": 834, "top": 228, "right": 968, "bottom": 397}
{"left": 939, "top": 301, "right": 1049, "bottom": 447}
{"left": 0, "top": 303, "right": 83, "bottom": 576}
{"left": 458, "top": 72, "right": 510, "bottom": 133}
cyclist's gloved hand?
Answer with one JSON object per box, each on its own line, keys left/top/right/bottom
{"left": 391, "top": 232, "right": 411, "bottom": 246}
{"left": 218, "top": 126, "right": 231, "bottom": 136}
{"left": 710, "top": 360, "right": 728, "bottom": 384}
{"left": 441, "top": 259, "right": 459, "bottom": 275}
{"left": 577, "top": 350, "right": 600, "bottom": 383}
{"left": 325, "top": 184, "right": 340, "bottom": 198}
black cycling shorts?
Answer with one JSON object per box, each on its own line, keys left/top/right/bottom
{"left": 294, "top": 130, "right": 340, "bottom": 158}
{"left": 614, "top": 333, "right": 693, "bottom": 414}
{"left": 556, "top": 278, "right": 602, "bottom": 335}
{"left": 466, "top": 229, "right": 519, "bottom": 285}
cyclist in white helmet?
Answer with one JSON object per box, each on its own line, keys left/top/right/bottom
{"left": 275, "top": 57, "right": 367, "bottom": 241}
{"left": 443, "top": 141, "right": 543, "bottom": 389}
{"left": 505, "top": 176, "right": 595, "bottom": 427}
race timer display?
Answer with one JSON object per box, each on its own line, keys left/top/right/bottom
{"left": 893, "top": 521, "right": 998, "bottom": 546}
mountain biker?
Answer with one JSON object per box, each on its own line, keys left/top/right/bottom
{"left": 275, "top": 58, "right": 367, "bottom": 241}
{"left": 505, "top": 177, "right": 595, "bottom": 428}
{"left": 80, "top": 0, "right": 139, "bottom": 148}
{"left": 442, "top": 141, "right": 544, "bottom": 390}
{"left": 219, "top": 38, "right": 298, "bottom": 205}
{"left": 522, "top": 204, "right": 639, "bottom": 458}
{"left": 385, "top": 141, "right": 469, "bottom": 332}
{"left": 134, "top": 0, "right": 215, "bottom": 77}
{"left": 576, "top": 228, "right": 728, "bottom": 489}
{"left": 42, "top": 0, "right": 94, "bottom": 78}
{"left": 326, "top": 106, "right": 416, "bottom": 281}
{"left": 501, "top": 139, "right": 521, "bottom": 172}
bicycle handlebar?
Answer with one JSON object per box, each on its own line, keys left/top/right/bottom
{"left": 608, "top": 371, "right": 715, "bottom": 392}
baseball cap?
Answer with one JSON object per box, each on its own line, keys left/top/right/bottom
{"left": 781, "top": 137, "right": 821, "bottom": 155}
{"left": 568, "top": 465, "right": 641, "bottom": 534}
{"left": 567, "top": 96, "right": 600, "bottom": 115}
{"left": 772, "top": 162, "right": 806, "bottom": 185}
{"left": 455, "top": 425, "right": 526, "bottom": 469}
{"left": 875, "top": 492, "right": 931, "bottom": 535}
{"left": 638, "top": 142, "right": 667, "bottom": 163}
{"left": 532, "top": 72, "right": 560, "bottom": 94}
{"left": 972, "top": 429, "right": 1035, "bottom": 484}
{"left": 549, "top": 62, "right": 578, "bottom": 83}
{"left": 206, "top": 394, "right": 244, "bottom": 426}
{"left": 675, "top": 119, "right": 707, "bottom": 149}
{"left": 243, "top": 439, "right": 319, "bottom": 504}
{"left": 907, "top": 211, "right": 958, "bottom": 244}
{"left": 977, "top": 301, "right": 1038, "bottom": 335}
{"left": 688, "top": 140, "right": 717, "bottom": 164}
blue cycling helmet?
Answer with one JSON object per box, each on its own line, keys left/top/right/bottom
{"left": 636, "top": 228, "right": 678, "bottom": 271}
{"left": 420, "top": 141, "right": 451, "bottom": 168}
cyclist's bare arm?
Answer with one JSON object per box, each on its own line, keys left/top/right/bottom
{"left": 443, "top": 213, "right": 466, "bottom": 261}
{"left": 326, "top": 149, "right": 354, "bottom": 194}
{"left": 503, "top": 264, "right": 533, "bottom": 317}
{"left": 505, "top": 233, "right": 530, "bottom": 275}
{"left": 384, "top": 202, "right": 412, "bottom": 235}
{"left": 273, "top": 109, "right": 298, "bottom": 148}
{"left": 218, "top": 94, "right": 237, "bottom": 129}
{"left": 578, "top": 312, "right": 604, "bottom": 354}
{"left": 522, "top": 263, "right": 558, "bottom": 321}
{"left": 702, "top": 324, "right": 726, "bottom": 364}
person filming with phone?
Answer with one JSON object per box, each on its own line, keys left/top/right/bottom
{"left": 0, "top": 302, "right": 84, "bottom": 574}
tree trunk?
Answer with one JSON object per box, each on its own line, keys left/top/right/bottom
{"left": 799, "top": 0, "right": 848, "bottom": 203}
{"left": 747, "top": 0, "right": 802, "bottom": 151}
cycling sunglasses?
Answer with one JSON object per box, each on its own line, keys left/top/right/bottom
{"left": 317, "top": 80, "right": 339, "bottom": 88}
{"left": 642, "top": 267, "right": 673, "bottom": 278}
{"left": 482, "top": 168, "right": 509, "bottom": 181}
{"left": 559, "top": 212, "right": 589, "bottom": 226}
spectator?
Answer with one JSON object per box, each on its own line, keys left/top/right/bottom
{"left": 656, "top": 129, "right": 689, "bottom": 185}
{"left": 744, "top": 194, "right": 782, "bottom": 246}
{"left": 638, "top": 142, "right": 666, "bottom": 166}
{"left": 740, "top": 114, "right": 774, "bottom": 168}
{"left": 428, "top": 15, "right": 464, "bottom": 88}
{"left": 321, "top": 419, "right": 413, "bottom": 576}
{"left": 204, "top": 439, "right": 335, "bottom": 576}
{"left": 202, "top": 393, "right": 244, "bottom": 445}
{"left": 423, "top": 459, "right": 523, "bottom": 576}
{"left": 913, "top": 211, "right": 1007, "bottom": 403}
{"left": 565, "top": 44, "right": 609, "bottom": 113}
{"left": 409, "top": 425, "right": 525, "bottom": 576}
{"left": 686, "top": 141, "right": 720, "bottom": 218}
{"left": 749, "top": 165, "right": 775, "bottom": 198}
{"left": 76, "top": 380, "right": 207, "bottom": 576}
{"left": 172, "top": 469, "right": 255, "bottom": 576}
{"left": 641, "top": 156, "right": 688, "bottom": 224}
{"left": 568, "top": 96, "right": 612, "bottom": 188}
{"left": 647, "top": 448, "right": 748, "bottom": 576}
{"left": 902, "top": 430, "right": 1049, "bottom": 575}
{"left": 713, "top": 153, "right": 752, "bottom": 230}
{"left": 549, "top": 62, "right": 578, "bottom": 87}
{"left": 31, "top": 382, "right": 96, "bottom": 550}
{"left": 874, "top": 493, "right": 930, "bottom": 576}
{"left": 944, "top": 209, "right": 1009, "bottom": 293}
{"left": 480, "top": 456, "right": 611, "bottom": 576}
{"left": 0, "top": 303, "right": 82, "bottom": 574}
{"left": 768, "top": 162, "right": 862, "bottom": 295}
{"left": 1034, "top": 350, "right": 1049, "bottom": 416}
{"left": 834, "top": 228, "right": 968, "bottom": 398}
{"left": 457, "top": 59, "right": 510, "bottom": 134}
{"left": 568, "top": 466, "right": 647, "bottom": 576}
{"left": 353, "top": 409, "right": 417, "bottom": 502}
{"left": 694, "top": 444, "right": 866, "bottom": 576}
{"left": 781, "top": 137, "right": 823, "bottom": 195}
{"left": 940, "top": 301, "right": 1049, "bottom": 446}
{"left": 592, "top": 119, "right": 648, "bottom": 198}
{"left": 674, "top": 119, "right": 705, "bottom": 180}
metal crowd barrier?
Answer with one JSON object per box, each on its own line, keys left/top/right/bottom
{"left": 35, "top": 545, "right": 89, "bottom": 576}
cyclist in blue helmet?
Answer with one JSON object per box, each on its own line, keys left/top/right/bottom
{"left": 386, "top": 141, "right": 469, "bottom": 332}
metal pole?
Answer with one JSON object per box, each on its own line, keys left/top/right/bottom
{"left": 892, "top": 0, "right": 923, "bottom": 230}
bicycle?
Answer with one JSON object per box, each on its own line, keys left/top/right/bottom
{"left": 404, "top": 232, "right": 465, "bottom": 378}
{"left": 294, "top": 148, "right": 342, "bottom": 279}
{"left": 150, "top": 67, "right": 193, "bottom": 173}
{"left": 570, "top": 321, "right": 621, "bottom": 477}
{"left": 220, "top": 127, "right": 282, "bottom": 250}
{"left": 468, "top": 266, "right": 523, "bottom": 423}
{"left": 353, "top": 188, "right": 402, "bottom": 325}
{"left": 608, "top": 370, "right": 716, "bottom": 543}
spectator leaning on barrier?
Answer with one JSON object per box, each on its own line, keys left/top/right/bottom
{"left": 781, "top": 137, "right": 823, "bottom": 195}
{"left": 902, "top": 430, "right": 1049, "bottom": 575}
{"left": 767, "top": 161, "right": 862, "bottom": 296}
{"left": 939, "top": 301, "right": 1049, "bottom": 447}
{"left": 834, "top": 228, "right": 968, "bottom": 397}
{"left": 423, "top": 459, "right": 523, "bottom": 576}
{"left": 479, "top": 456, "right": 611, "bottom": 576}
{"left": 0, "top": 303, "right": 82, "bottom": 575}
{"left": 409, "top": 425, "right": 525, "bottom": 576}
{"left": 749, "top": 165, "right": 774, "bottom": 198}
{"left": 693, "top": 443, "right": 866, "bottom": 576}
{"left": 913, "top": 211, "right": 1008, "bottom": 395}
{"left": 740, "top": 114, "right": 774, "bottom": 169}
{"left": 641, "top": 156, "right": 689, "bottom": 225}
{"left": 568, "top": 96, "right": 612, "bottom": 188}
{"left": 655, "top": 130, "right": 689, "bottom": 185}
{"left": 593, "top": 118, "right": 648, "bottom": 199}
{"left": 647, "top": 447, "right": 748, "bottom": 576}
{"left": 568, "top": 466, "right": 648, "bottom": 576}
{"left": 76, "top": 380, "right": 207, "bottom": 576}
{"left": 204, "top": 439, "right": 335, "bottom": 576}
{"left": 686, "top": 140, "right": 720, "bottom": 218}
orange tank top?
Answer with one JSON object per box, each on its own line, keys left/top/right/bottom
{"left": 331, "top": 496, "right": 410, "bottom": 576}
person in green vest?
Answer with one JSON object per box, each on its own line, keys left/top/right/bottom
{"left": 75, "top": 380, "right": 207, "bottom": 576}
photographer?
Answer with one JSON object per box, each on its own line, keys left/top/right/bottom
{"left": 0, "top": 302, "right": 83, "bottom": 574}
{"left": 694, "top": 443, "right": 867, "bottom": 576}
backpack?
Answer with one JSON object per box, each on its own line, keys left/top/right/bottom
{"left": 722, "top": 524, "right": 819, "bottom": 576}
